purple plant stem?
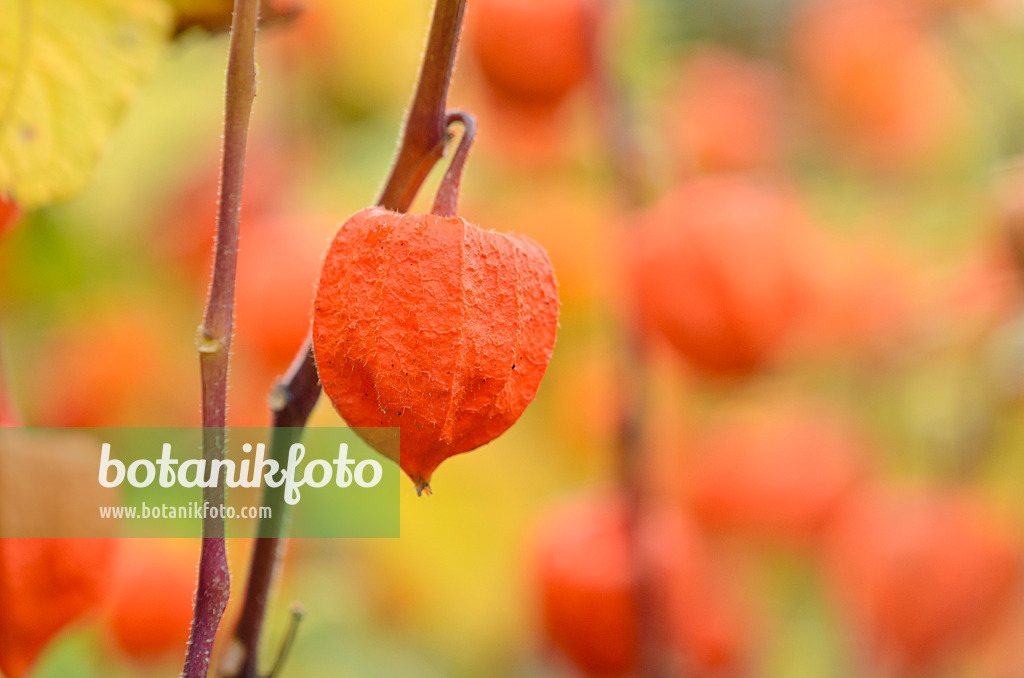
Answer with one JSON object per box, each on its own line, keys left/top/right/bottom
{"left": 182, "top": 0, "right": 261, "bottom": 675}
{"left": 221, "top": 2, "right": 468, "bottom": 676}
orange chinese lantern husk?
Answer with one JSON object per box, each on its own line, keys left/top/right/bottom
{"left": 313, "top": 207, "right": 559, "bottom": 492}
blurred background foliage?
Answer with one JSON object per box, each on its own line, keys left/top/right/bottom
{"left": 4, "top": 0, "right": 1024, "bottom": 676}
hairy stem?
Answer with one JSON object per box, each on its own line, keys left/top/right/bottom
{"left": 377, "top": 0, "right": 468, "bottom": 212}
{"left": 222, "top": 2, "right": 468, "bottom": 676}
{"left": 183, "top": 0, "right": 260, "bottom": 675}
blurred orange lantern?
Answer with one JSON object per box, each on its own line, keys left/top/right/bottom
{"left": 627, "top": 176, "right": 818, "bottom": 379}
{"left": 533, "top": 493, "right": 635, "bottom": 677}
{"left": 665, "top": 47, "right": 787, "bottom": 174}
{"left": 793, "top": 0, "right": 961, "bottom": 168}
{"left": 643, "top": 511, "right": 753, "bottom": 677}
{"left": 825, "top": 487, "right": 1022, "bottom": 673}
{"left": 533, "top": 492, "right": 751, "bottom": 678}
{"left": 466, "top": 0, "right": 598, "bottom": 112}
{"left": 802, "top": 237, "right": 926, "bottom": 361}
{"left": 686, "top": 401, "right": 870, "bottom": 546}
{"left": 0, "top": 539, "right": 117, "bottom": 678}
{"left": 0, "top": 196, "right": 22, "bottom": 236}
{"left": 103, "top": 539, "right": 195, "bottom": 664}
{"left": 234, "top": 216, "right": 328, "bottom": 374}
{"left": 30, "top": 310, "right": 196, "bottom": 427}
{"left": 0, "top": 430, "right": 120, "bottom": 678}
{"left": 155, "top": 141, "right": 288, "bottom": 280}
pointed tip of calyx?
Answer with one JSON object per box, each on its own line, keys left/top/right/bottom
{"left": 414, "top": 479, "right": 433, "bottom": 497}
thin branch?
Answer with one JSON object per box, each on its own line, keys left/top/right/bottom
{"left": 182, "top": 0, "right": 261, "bottom": 675}
{"left": 266, "top": 603, "right": 305, "bottom": 678}
{"left": 589, "top": 8, "right": 669, "bottom": 678}
{"left": 221, "top": 2, "right": 468, "bottom": 676}
{"left": 377, "top": 0, "right": 468, "bottom": 212}
{"left": 432, "top": 110, "right": 476, "bottom": 218}
{"left": 589, "top": 15, "right": 647, "bottom": 210}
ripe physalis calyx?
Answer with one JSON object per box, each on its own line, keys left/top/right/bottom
{"left": 312, "top": 113, "right": 559, "bottom": 494}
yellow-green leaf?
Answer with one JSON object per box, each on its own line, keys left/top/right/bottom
{"left": 0, "top": 0, "right": 171, "bottom": 209}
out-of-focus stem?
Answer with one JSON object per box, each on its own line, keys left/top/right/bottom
{"left": 266, "top": 603, "right": 305, "bottom": 678}
{"left": 183, "top": 0, "right": 261, "bottom": 675}
{"left": 222, "top": 2, "right": 468, "bottom": 676}
{"left": 589, "top": 6, "right": 669, "bottom": 678}
{"left": 589, "top": 9, "right": 647, "bottom": 210}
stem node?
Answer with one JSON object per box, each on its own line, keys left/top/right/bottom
{"left": 197, "top": 326, "right": 225, "bottom": 354}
